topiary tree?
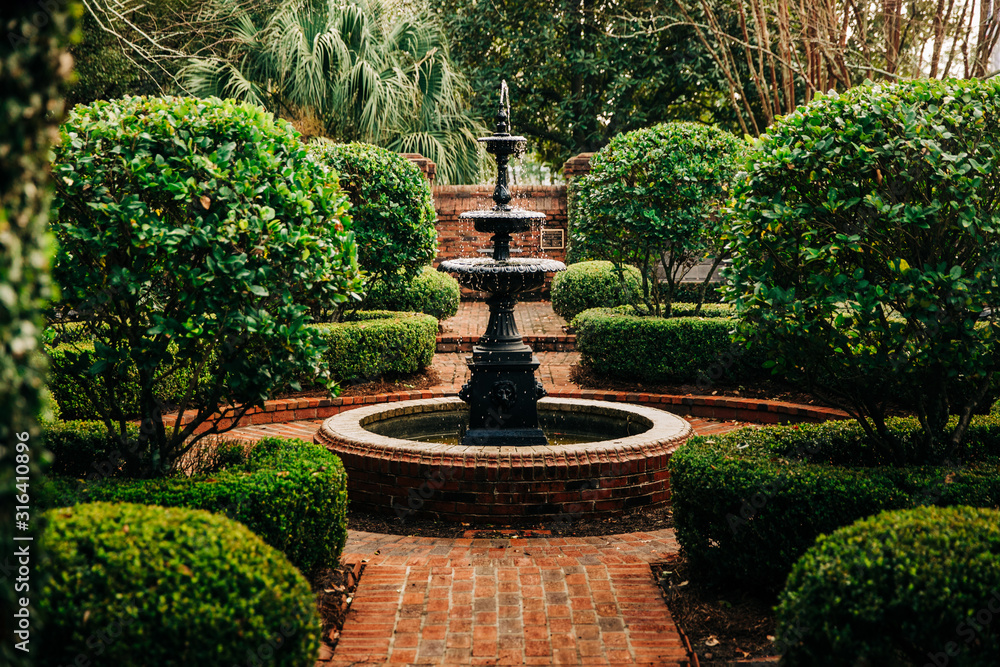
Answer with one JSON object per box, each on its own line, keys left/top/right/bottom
{"left": 1, "top": 3, "right": 80, "bottom": 664}
{"left": 308, "top": 141, "right": 438, "bottom": 312}
{"left": 571, "top": 122, "right": 747, "bottom": 317}
{"left": 38, "top": 502, "right": 321, "bottom": 666}
{"left": 776, "top": 505, "right": 1000, "bottom": 666}
{"left": 550, "top": 260, "right": 642, "bottom": 321}
{"left": 50, "top": 95, "right": 363, "bottom": 478}
{"left": 726, "top": 78, "right": 1000, "bottom": 465}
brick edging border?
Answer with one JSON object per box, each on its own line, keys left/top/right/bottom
{"left": 162, "top": 389, "right": 848, "bottom": 434}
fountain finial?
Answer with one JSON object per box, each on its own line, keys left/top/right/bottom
{"left": 495, "top": 80, "right": 511, "bottom": 134}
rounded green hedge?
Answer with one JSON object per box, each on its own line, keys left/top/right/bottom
{"left": 312, "top": 310, "right": 437, "bottom": 383}
{"left": 363, "top": 265, "right": 460, "bottom": 321}
{"left": 308, "top": 141, "right": 437, "bottom": 293}
{"left": 776, "top": 506, "right": 1000, "bottom": 666}
{"left": 45, "top": 341, "right": 204, "bottom": 420}
{"left": 551, "top": 261, "right": 642, "bottom": 321}
{"left": 670, "top": 418, "right": 1000, "bottom": 594}
{"left": 39, "top": 435, "right": 348, "bottom": 577}
{"left": 572, "top": 306, "right": 762, "bottom": 385}
{"left": 37, "top": 502, "right": 320, "bottom": 666}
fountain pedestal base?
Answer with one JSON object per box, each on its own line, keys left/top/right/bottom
{"left": 459, "top": 346, "right": 548, "bottom": 446}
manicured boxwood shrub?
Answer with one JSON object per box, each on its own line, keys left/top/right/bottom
{"left": 674, "top": 282, "right": 725, "bottom": 304}
{"left": 308, "top": 141, "right": 437, "bottom": 295}
{"left": 776, "top": 506, "right": 1000, "bottom": 666}
{"left": 311, "top": 310, "right": 437, "bottom": 383}
{"left": 45, "top": 342, "right": 203, "bottom": 420}
{"left": 363, "top": 265, "right": 460, "bottom": 321}
{"left": 551, "top": 261, "right": 642, "bottom": 321}
{"left": 39, "top": 436, "right": 347, "bottom": 576}
{"left": 37, "top": 502, "right": 320, "bottom": 666}
{"left": 573, "top": 307, "right": 763, "bottom": 385}
{"left": 670, "top": 418, "right": 1000, "bottom": 594}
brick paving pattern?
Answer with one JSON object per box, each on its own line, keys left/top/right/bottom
{"left": 439, "top": 300, "right": 569, "bottom": 339}
{"left": 220, "top": 302, "right": 808, "bottom": 666}
{"left": 321, "top": 530, "right": 689, "bottom": 666}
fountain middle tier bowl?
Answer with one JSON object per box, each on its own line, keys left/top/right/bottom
{"left": 314, "top": 397, "right": 693, "bottom": 524}
{"left": 438, "top": 257, "right": 566, "bottom": 294}
{"left": 460, "top": 208, "right": 545, "bottom": 235}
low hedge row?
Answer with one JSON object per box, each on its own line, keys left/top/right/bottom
{"left": 363, "top": 265, "right": 460, "bottom": 321}
{"left": 551, "top": 261, "right": 643, "bottom": 321}
{"left": 46, "top": 310, "right": 438, "bottom": 418}
{"left": 777, "top": 505, "right": 1000, "bottom": 666}
{"left": 38, "top": 502, "right": 320, "bottom": 666}
{"left": 315, "top": 309, "right": 437, "bottom": 383}
{"left": 45, "top": 342, "right": 203, "bottom": 421}
{"left": 40, "top": 435, "right": 348, "bottom": 577}
{"left": 670, "top": 418, "right": 1000, "bottom": 593}
{"left": 573, "top": 306, "right": 764, "bottom": 385}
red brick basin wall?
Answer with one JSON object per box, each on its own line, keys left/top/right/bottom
{"left": 314, "top": 397, "right": 691, "bottom": 524}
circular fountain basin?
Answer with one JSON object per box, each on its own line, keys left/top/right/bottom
{"left": 315, "top": 397, "right": 692, "bottom": 524}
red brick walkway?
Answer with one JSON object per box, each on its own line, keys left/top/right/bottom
{"left": 228, "top": 302, "right": 758, "bottom": 666}
{"left": 440, "top": 300, "right": 569, "bottom": 338}
{"left": 323, "top": 530, "right": 690, "bottom": 666}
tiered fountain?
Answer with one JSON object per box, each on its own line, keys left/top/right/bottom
{"left": 438, "top": 82, "right": 566, "bottom": 446}
{"left": 316, "top": 84, "right": 692, "bottom": 524}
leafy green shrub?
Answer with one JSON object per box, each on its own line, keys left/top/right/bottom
{"left": 42, "top": 420, "right": 140, "bottom": 478}
{"left": 573, "top": 307, "right": 764, "bottom": 385}
{"left": 363, "top": 265, "right": 460, "bottom": 320}
{"left": 50, "top": 95, "right": 362, "bottom": 477}
{"left": 670, "top": 418, "right": 1000, "bottom": 594}
{"left": 45, "top": 342, "right": 204, "bottom": 421}
{"left": 551, "top": 261, "right": 642, "bottom": 321}
{"left": 674, "top": 282, "right": 724, "bottom": 304}
{"left": 776, "top": 506, "right": 1000, "bottom": 666}
{"left": 1, "top": 6, "right": 80, "bottom": 663}
{"left": 308, "top": 141, "right": 437, "bottom": 297}
{"left": 572, "top": 122, "right": 746, "bottom": 315}
{"left": 40, "top": 436, "right": 348, "bottom": 576}
{"left": 726, "top": 78, "right": 1000, "bottom": 464}
{"left": 38, "top": 502, "right": 320, "bottom": 666}
{"left": 311, "top": 310, "right": 437, "bottom": 383}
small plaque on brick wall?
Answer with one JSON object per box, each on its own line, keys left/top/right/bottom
{"left": 540, "top": 228, "right": 565, "bottom": 250}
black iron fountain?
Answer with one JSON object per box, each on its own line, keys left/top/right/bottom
{"left": 315, "top": 84, "right": 692, "bottom": 524}
{"left": 437, "top": 81, "right": 566, "bottom": 446}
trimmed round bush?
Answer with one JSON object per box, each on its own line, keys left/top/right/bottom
{"left": 311, "top": 310, "right": 437, "bottom": 383}
{"left": 571, "top": 122, "right": 746, "bottom": 315}
{"left": 364, "top": 265, "right": 460, "bottom": 320}
{"left": 726, "top": 78, "right": 1000, "bottom": 461}
{"left": 50, "top": 95, "right": 363, "bottom": 477}
{"left": 308, "top": 141, "right": 437, "bottom": 293}
{"left": 776, "top": 506, "right": 1000, "bottom": 666}
{"left": 573, "top": 306, "right": 763, "bottom": 385}
{"left": 551, "top": 261, "right": 642, "bottom": 321}
{"left": 37, "top": 502, "right": 320, "bottom": 666}
{"left": 39, "top": 436, "right": 348, "bottom": 576}
{"left": 670, "top": 418, "right": 1000, "bottom": 594}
